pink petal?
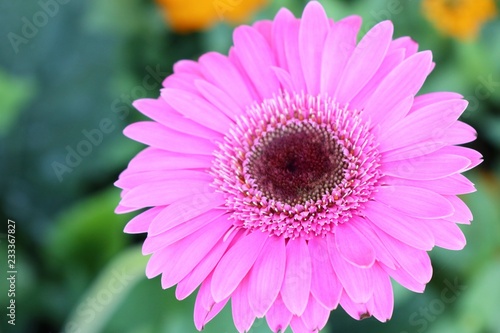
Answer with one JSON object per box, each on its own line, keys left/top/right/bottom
{"left": 194, "top": 79, "right": 243, "bottom": 120}
{"left": 145, "top": 214, "right": 232, "bottom": 281}
{"left": 375, "top": 185, "right": 455, "bottom": 219}
{"left": 247, "top": 236, "right": 286, "bottom": 317}
{"left": 115, "top": 169, "right": 211, "bottom": 190}
{"left": 381, "top": 151, "right": 470, "bottom": 180}
{"left": 253, "top": 20, "right": 273, "bottom": 45}
{"left": 233, "top": 26, "right": 280, "bottom": 99}
{"left": 335, "top": 21, "right": 394, "bottom": 104}
{"left": 309, "top": 237, "right": 342, "bottom": 309}
{"left": 123, "top": 121, "right": 216, "bottom": 155}
{"left": 444, "top": 195, "right": 473, "bottom": 224}
{"left": 349, "top": 217, "right": 397, "bottom": 270}
{"left": 161, "top": 88, "right": 232, "bottom": 134}
{"left": 123, "top": 206, "right": 164, "bottom": 234}
{"left": 339, "top": 291, "right": 370, "bottom": 320}
{"left": 272, "top": 8, "right": 295, "bottom": 71}
{"left": 381, "top": 141, "right": 446, "bottom": 163}
{"left": 271, "top": 66, "right": 297, "bottom": 92}
{"left": 142, "top": 210, "right": 225, "bottom": 254}
{"left": 420, "top": 219, "right": 466, "bottom": 250}
{"left": 232, "top": 277, "right": 255, "bottom": 333}
{"left": 290, "top": 316, "right": 313, "bottom": 333}
{"left": 299, "top": 1, "right": 329, "bottom": 95}
{"left": 280, "top": 13, "right": 307, "bottom": 92}
{"left": 364, "top": 200, "right": 435, "bottom": 250}
{"left": 126, "top": 148, "right": 213, "bottom": 173}
{"left": 379, "top": 99, "right": 468, "bottom": 152}
{"left": 121, "top": 178, "right": 212, "bottom": 208}
{"left": 410, "top": 92, "right": 463, "bottom": 113}
{"left": 442, "top": 121, "right": 477, "bottom": 145}
{"left": 211, "top": 231, "right": 269, "bottom": 302}
{"left": 147, "top": 192, "right": 225, "bottom": 236}
{"left": 132, "top": 98, "right": 220, "bottom": 140}
{"left": 381, "top": 264, "right": 425, "bottom": 293}
{"left": 302, "top": 294, "right": 330, "bottom": 331}
{"left": 198, "top": 52, "right": 256, "bottom": 108}
{"left": 439, "top": 146, "right": 483, "bottom": 171}
{"left": 194, "top": 275, "right": 229, "bottom": 330}
{"left": 320, "top": 15, "right": 362, "bottom": 95}
{"left": 281, "top": 238, "right": 312, "bottom": 316}
{"left": 370, "top": 264, "right": 394, "bottom": 322}
{"left": 384, "top": 174, "right": 476, "bottom": 195}
{"left": 349, "top": 50, "right": 407, "bottom": 112}
{"left": 363, "top": 51, "right": 433, "bottom": 128}
{"left": 173, "top": 59, "right": 202, "bottom": 75}
{"left": 374, "top": 229, "right": 433, "bottom": 284}
{"left": 335, "top": 220, "right": 376, "bottom": 268}
{"left": 327, "top": 234, "right": 373, "bottom": 303}
{"left": 390, "top": 36, "right": 418, "bottom": 58}
{"left": 266, "top": 295, "right": 292, "bottom": 333}
{"left": 176, "top": 230, "right": 239, "bottom": 300}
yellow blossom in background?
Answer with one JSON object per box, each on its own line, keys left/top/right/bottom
{"left": 422, "top": 0, "right": 497, "bottom": 40}
{"left": 156, "top": 0, "right": 268, "bottom": 33}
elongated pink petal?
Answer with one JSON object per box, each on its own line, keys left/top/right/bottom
{"left": 320, "top": 15, "right": 361, "bottom": 95}
{"left": 365, "top": 200, "right": 435, "bottom": 250}
{"left": 272, "top": 8, "right": 295, "bottom": 71}
{"left": 420, "top": 219, "right": 466, "bottom": 250}
{"left": 266, "top": 295, "right": 292, "bottom": 333}
{"left": 363, "top": 51, "right": 433, "bottom": 127}
{"left": 290, "top": 316, "right": 312, "bottom": 333}
{"left": 212, "top": 231, "right": 269, "bottom": 302}
{"left": 375, "top": 185, "right": 454, "bottom": 219}
{"left": 142, "top": 210, "right": 225, "bottom": 254}
{"left": 248, "top": 236, "right": 286, "bottom": 317}
{"left": 121, "top": 178, "right": 212, "bottom": 208}
{"left": 299, "top": 1, "right": 329, "bottom": 95}
{"left": 335, "top": 221, "right": 376, "bottom": 268}
{"left": 125, "top": 148, "right": 213, "bottom": 173}
{"left": 123, "top": 206, "right": 164, "bottom": 234}
{"left": 381, "top": 151, "right": 470, "bottom": 180}
{"left": 132, "top": 98, "right": 220, "bottom": 140}
{"left": 370, "top": 264, "right": 394, "bottom": 322}
{"left": 384, "top": 174, "right": 476, "bottom": 195}
{"left": 280, "top": 238, "right": 312, "bottom": 316}
{"left": 148, "top": 192, "right": 225, "bottom": 236}
{"left": 232, "top": 277, "right": 255, "bottom": 333}
{"left": 194, "top": 275, "right": 229, "bottom": 330}
{"left": 176, "top": 230, "right": 239, "bottom": 300}
{"left": 309, "top": 237, "right": 342, "bottom": 309}
{"left": 124, "top": 121, "right": 216, "bottom": 155}
{"left": 381, "top": 264, "right": 425, "bottom": 293}
{"left": 444, "top": 195, "right": 473, "bottom": 224}
{"left": 161, "top": 88, "right": 232, "bottom": 133}
{"left": 233, "top": 26, "right": 280, "bottom": 99}
{"left": 115, "top": 169, "right": 211, "bottom": 190}
{"left": 410, "top": 92, "right": 463, "bottom": 113}
{"left": 195, "top": 80, "right": 243, "bottom": 120}
{"left": 374, "top": 229, "right": 433, "bottom": 284}
{"left": 302, "top": 294, "right": 330, "bottom": 331}
{"left": 335, "top": 21, "right": 393, "bottom": 104}
{"left": 328, "top": 235, "right": 373, "bottom": 303}
{"left": 339, "top": 291, "right": 370, "bottom": 320}
{"left": 198, "top": 52, "right": 256, "bottom": 108}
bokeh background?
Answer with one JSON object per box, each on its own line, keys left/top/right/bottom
{"left": 1, "top": 0, "right": 500, "bottom": 332}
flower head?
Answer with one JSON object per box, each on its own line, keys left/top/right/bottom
{"left": 422, "top": 0, "right": 497, "bottom": 40}
{"left": 116, "top": 2, "right": 482, "bottom": 332}
{"left": 156, "top": 0, "right": 268, "bottom": 33}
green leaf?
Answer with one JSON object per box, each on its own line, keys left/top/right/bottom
{"left": 0, "top": 69, "right": 35, "bottom": 135}
{"left": 62, "top": 246, "right": 148, "bottom": 333}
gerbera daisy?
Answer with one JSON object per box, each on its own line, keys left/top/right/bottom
{"left": 422, "top": 0, "right": 497, "bottom": 40}
{"left": 115, "top": 2, "right": 482, "bottom": 332}
{"left": 156, "top": 0, "right": 268, "bottom": 33}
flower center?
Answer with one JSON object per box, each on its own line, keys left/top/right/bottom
{"left": 246, "top": 122, "right": 346, "bottom": 205}
{"left": 211, "top": 93, "right": 382, "bottom": 239}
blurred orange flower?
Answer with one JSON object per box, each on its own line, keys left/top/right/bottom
{"left": 422, "top": 0, "right": 497, "bottom": 40}
{"left": 156, "top": 0, "right": 268, "bottom": 33}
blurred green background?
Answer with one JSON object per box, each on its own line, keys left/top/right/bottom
{"left": 1, "top": 0, "right": 499, "bottom": 332}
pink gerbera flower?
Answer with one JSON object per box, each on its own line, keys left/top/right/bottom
{"left": 115, "top": 2, "right": 482, "bottom": 332}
